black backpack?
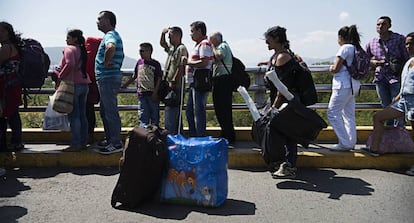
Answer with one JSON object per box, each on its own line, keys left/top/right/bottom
{"left": 221, "top": 56, "right": 251, "bottom": 92}
{"left": 290, "top": 52, "right": 318, "bottom": 106}
{"left": 18, "top": 38, "right": 51, "bottom": 107}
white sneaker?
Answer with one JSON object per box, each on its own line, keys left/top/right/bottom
{"left": 0, "top": 168, "right": 6, "bottom": 177}
{"left": 329, "top": 144, "right": 353, "bottom": 152}
{"left": 272, "top": 162, "right": 297, "bottom": 179}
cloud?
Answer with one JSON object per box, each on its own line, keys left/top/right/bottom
{"left": 339, "top": 11, "right": 350, "bottom": 22}
{"left": 291, "top": 30, "right": 337, "bottom": 58}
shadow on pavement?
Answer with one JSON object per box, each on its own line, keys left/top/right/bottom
{"left": 0, "top": 206, "right": 28, "bottom": 223}
{"left": 116, "top": 198, "right": 256, "bottom": 220}
{"left": 0, "top": 175, "right": 31, "bottom": 198}
{"left": 276, "top": 169, "right": 374, "bottom": 200}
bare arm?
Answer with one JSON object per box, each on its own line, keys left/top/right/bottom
{"left": 329, "top": 56, "right": 344, "bottom": 73}
{"left": 160, "top": 28, "right": 169, "bottom": 50}
{"left": 104, "top": 42, "right": 116, "bottom": 68}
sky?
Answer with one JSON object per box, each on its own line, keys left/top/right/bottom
{"left": 1, "top": 0, "right": 412, "bottom": 67}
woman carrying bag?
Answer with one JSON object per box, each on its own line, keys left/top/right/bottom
{"left": 56, "top": 29, "right": 91, "bottom": 151}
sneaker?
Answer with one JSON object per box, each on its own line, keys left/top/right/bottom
{"left": 361, "top": 147, "right": 380, "bottom": 157}
{"left": 329, "top": 144, "right": 353, "bottom": 152}
{"left": 0, "top": 168, "right": 5, "bottom": 177}
{"left": 228, "top": 143, "right": 235, "bottom": 149}
{"left": 272, "top": 162, "right": 297, "bottom": 179}
{"left": 98, "top": 144, "right": 123, "bottom": 155}
{"left": 96, "top": 139, "right": 109, "bottom": 148}
{"left": 405, "top": 165, "right": 414, "bottom": 176}
{"left": 62, "top": 146, "right": 83, "bottom": 152}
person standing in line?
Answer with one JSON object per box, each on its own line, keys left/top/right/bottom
{"left": 368, "top": 32, "right": 414, "bottom": 159}
{"left": 209, "top": 31, "right": 235, "bottom": 146}
{"left": 0, "top": 21, "right": 23, "bottom": 152}
{"left": 366, "top": 16, "right": 409, "bottom": 127}
{"left": 327, "top": 25, "right": 362, "bottom": 151}
{"left": 182, "top": 21, "right": 213, "bottom": 137}
{"left": 57, "top": 29, "right": 91, "bottom": 151}
{"left": 94, "top": 10, "right": 124, "bottom": 154}
{"left": 122, "top": 42, "right": 162, "bottom": 127}
{"left": 85, "top": 37, "right": 102, "bottom": 144}
{"left": 160, "top": 27, "right": 188, "bottom": 134}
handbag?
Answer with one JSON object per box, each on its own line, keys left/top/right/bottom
{"left": 53, "top": 80, "right": 74, "bottom": 114}
{"left": 160, "top": 134, "right": 228, "bottom": 207}
{"left": 366, "top": 127, "right": 414, "bottom": 154}
{"left": 193, "top": 68, "right": 212, "bottom": 92}
{"left": 163, "top": 89, "right": 180, "bottom": 107}
{"left": 379, "top": 40, "right": 404, "bottom": 76}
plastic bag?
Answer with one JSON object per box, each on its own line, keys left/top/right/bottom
{"left": 43, "top": 94, "right": 70, "bottom": 131}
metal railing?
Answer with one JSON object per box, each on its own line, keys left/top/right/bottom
{"left": 19, "top": 65, "right": 382, "bottom": 113}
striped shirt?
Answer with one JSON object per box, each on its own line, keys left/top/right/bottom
{"left": 95, "top": 30, "right": 124, "bottom": 79}
{"left": 185, "top": 37, "right": 213, "bottom": 83}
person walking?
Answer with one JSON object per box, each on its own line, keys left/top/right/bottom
{"left": 0, "top": 21, "right": 23, "bottom": 152}
{"left": 368, "top": 32, "right": 414, "bottom": 158}
{"left": 56, "top": 29, "right": 91, "bottom": 151}
{"left": 122, "top": 42, "right": 162, "bottom": 127}
{"left": 327, "top": 25, "right": 362, "bottom": 151}
{"left": 262, "top": 26, "right": 299, "bottom": 179}
{"left": 182, "top": 21, "right": 213, "bottom": 137}
{"left": 160, "top": 27, "right": 188, "bottom": 134}
{"left": 94, "top": 10, "right": 125, "bottom": 154}
{"left": 209, "top": 31, "right": 235, "bottom": 146}
{"left": 366, "top": 16, "right": 409, "bottom": 127}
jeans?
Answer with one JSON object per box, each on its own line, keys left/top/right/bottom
{"left": 138, "top": 95, "right": 160, "bottom": 127}
{"left": 212, "top": 75, "right": 235, "bottom": 142}
{"left": 0, "top": 111, "right": 22, "bottom": 151}
{"left": 97, "top": 76, "right": 122, "bottom": 145}
{"left": 165, "top": 88, "right": 183, "bottom": 135}
{"left": 186, "top": 86, "right": 208, "bottom": 137}
{"left": 285, "top": 143, "right": 298, "bottom": 167}
{"left": 327, "top": 88, "right": 357, "bottom": 148}
{"left": 68, "top": 84, "right": 89, "bottom": 147}
{"left": 376, "top": 80, "right": 405, "bottom": 126}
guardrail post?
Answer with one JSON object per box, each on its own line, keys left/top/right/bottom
{"left": 252, "top": 68, "right": 267, "bottom": 107}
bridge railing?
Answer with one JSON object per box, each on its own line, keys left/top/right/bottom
{"left": 19, "top": 65, "right": 381, "bottom": 113}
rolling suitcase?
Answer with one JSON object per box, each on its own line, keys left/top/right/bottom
{"left": 111, "top": 125, "right": 169, "bottom": 208}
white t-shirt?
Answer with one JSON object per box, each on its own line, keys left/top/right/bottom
{"left": 185, "top": 38, "right": 213, "bottom": 83}
{"left": 332, "top": 44, "right": 360, "bottom": 92}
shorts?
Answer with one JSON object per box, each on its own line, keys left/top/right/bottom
{"left": 391, "top": 94, "right": 414, "bottom": 121}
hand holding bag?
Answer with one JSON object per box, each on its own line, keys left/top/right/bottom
{"left": 43, "top": 94, "right": 70, "bottom": 131}
{"left": 193, "top": 68, "right": 212, "bottom": 92}
{"left": 53, "top": 80, "right": 74, "bottom": 114}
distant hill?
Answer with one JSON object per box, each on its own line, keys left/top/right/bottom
{"left": 44, "top": 47, "right": 137, "bottom": 69}
{"left": 302, "top": 56, "right": 335, "bottom": 65}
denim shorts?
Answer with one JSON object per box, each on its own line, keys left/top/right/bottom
{"left": 391, "top": 94, "right": 414, "bottom": 121}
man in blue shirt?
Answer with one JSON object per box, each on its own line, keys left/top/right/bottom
{"left": 94, "top": 10, "right": 124, "bottom": 154}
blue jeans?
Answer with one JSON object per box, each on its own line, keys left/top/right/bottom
{"left": 68, "top": 84, "right": 89, "bottom": 147}
{"left": 165, "top": 88, "right": 183, "bottom": 134}
{"left": 186, "top": 86, "right": 208, "bottom": 137}
{"left": 376, "top": 81, "right": 405, "bottom": 126}
{"left": 97, "top": 76, "right": 122, "bottom": 145}
{"left": 138, "top": 95, "right": 160, "bottom": 127}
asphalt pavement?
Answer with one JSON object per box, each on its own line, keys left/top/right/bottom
{"left": 0, "top": 167, "right": 413, "bottom": 223}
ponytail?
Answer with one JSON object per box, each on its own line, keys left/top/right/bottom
{"left": 67, "top": 29, "right": 88, "bottom": 78}
{"left": 338, "top": 25, "right": 362, "bottom": 49}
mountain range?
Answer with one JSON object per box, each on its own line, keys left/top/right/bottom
{"left": 44, "top": 47, "right": 137, "bottom": 69}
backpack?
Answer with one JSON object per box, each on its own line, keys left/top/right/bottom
{"left": 230, "top": 57, "right": 250, "bottom": 92}
{"left": 18, "top": 38, "right": 51, "bottom": 107}
{"left": 290, "top": 53, "right": 318, "bottom": 106}
{"left": 344, "top": 47, "right": 370, "bottom": 80}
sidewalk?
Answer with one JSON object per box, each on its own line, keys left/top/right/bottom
{"left": 1, "top": 141, "right": 413, "bottom": 169}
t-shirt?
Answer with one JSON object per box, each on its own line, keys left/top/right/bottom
{"left": 185, "top": 37, "right": 213, "bottom": 83}
{"left": 212, "top": 41, "right": 232, "bottom": 77}
{"left": 135, "top": 58, "right": 162, "bottom": 97}
{"left": 95, "top": 30, "right": 124, "bottom": 79}
{"left": 332, "top": 44, "right": 355, "bottom": 89}
{"left": 164, "top": 44, "right": 188, "bottom": 87}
